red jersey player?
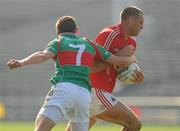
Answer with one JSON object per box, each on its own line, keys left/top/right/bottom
{"left": 89, "top": 6, "right": 144, "bottom": 131}
{"left": 91, "top": 24, "right": 137, "bottom": 93}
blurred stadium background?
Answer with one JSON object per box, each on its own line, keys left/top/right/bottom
{"left": 0, "top": 0, "right": 180, "bottom": 128}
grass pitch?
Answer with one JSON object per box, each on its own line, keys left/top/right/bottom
{"left": 0, "top": 122, "right": 180, "bottom": 131}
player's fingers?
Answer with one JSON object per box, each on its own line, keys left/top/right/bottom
{"left": 6, "top": 59, "right": 11, "bottom": 65}
{"left": 134, "top": 70, "right": 144, "bottom": 79}
{"left": 7, "top": 60, "right": 16, "bottom": 67}
{"left": 7, "top": 60, "right": 19, "bottom": 69}
{"left": 7, "top": 59, "right": 14, "bottom": 65}
{"left": 131, "top": 71, "right": 144, "bottom": 83}
{"left": 8, "top": 62, "right": 16, "bottom": 69}
{"left": 10, "top": 59, "right": 17, "bottom": 64}
{"left": 10, "top": 61, "right": 18, "bottom": 68}
{"left": 130, "top": 73, "right": 139, "bottom": 83}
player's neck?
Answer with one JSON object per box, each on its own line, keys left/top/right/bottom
{"left": 121, "top": 22, "right": 132, "bottom": 41}
{"left": 124, "top": 32, "right": 131, "bottom": 41}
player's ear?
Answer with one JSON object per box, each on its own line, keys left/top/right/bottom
{"left": 76, "top": 27, "right": 80, "bottom": 34}
{"left": 128, "top": 16, "right": 134, "bottom": 25}
{"left": 57, "top": 31, "right": 60, "bottom": 36}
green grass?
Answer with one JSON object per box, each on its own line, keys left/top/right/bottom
{"left": 0, "top": 122, "right": 180, "bottom": 131}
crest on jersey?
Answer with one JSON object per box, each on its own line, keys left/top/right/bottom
{"left": 113, "top": 48, "right": 119, "bottom": 52}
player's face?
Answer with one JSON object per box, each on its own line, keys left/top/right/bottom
{"left": 130, "top": 14, "right": 144, "bottom": 36}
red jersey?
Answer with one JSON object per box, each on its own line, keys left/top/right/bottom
{"left": 90, "top": 24, "right": 136, "bottom": 93}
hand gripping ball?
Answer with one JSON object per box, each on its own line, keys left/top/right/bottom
{"left": 116, "top": 63, "right": 141, "bottom": 85}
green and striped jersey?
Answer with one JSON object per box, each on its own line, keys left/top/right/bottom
{"left": 46, "top": 33, "right": 111, "bottom": 92}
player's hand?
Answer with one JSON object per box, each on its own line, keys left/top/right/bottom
{"left": 7, "top": 59, "right": 22, "bottom": 69}
{"left": 115, "top": 55, "right": 136, "bottom": 68}
{"left": 130, "top": 70, "right": 144, "bottom": 84}
{"left": 115, "top": 45, "right": 134, "bottom": 57}
{"left": 128, "top": 55, "right": 137, "bottom": 65}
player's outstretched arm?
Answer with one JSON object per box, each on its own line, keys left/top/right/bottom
{"left": 7, "top": 50, "right": 54, "bottom": 69}
{"left": 91, "top": 45, "right": 135, "bottom": 73}
{"left": 106, "top": 54, "right": 136, "bottom": 67}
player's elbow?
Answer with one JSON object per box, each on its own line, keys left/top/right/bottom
{"left": 37, "top": 51, "right": 49, "bottom": 62}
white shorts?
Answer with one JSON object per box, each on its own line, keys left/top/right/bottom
{"left": 37, "top": 82, "right": 91, "bottom": 123}
{"left": 90, "top": 88, "right": 119, "bottom": 116}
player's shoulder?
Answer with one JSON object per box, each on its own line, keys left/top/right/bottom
{"left": 127, "top": 37, "right": 137, "bottom": 49}
{"left": 96, "top": 25, "right": 116, "bottom": 41}
{"left": 129, "top": 37, "right": 136, "bottom": 43}
{"left": 49, "top": 38, "right": 58, "bottom": 44}
{"left": 101, "top": 25, "right": 117, "bottom": 34}
{"left": 128, "top": 37, "right": 137, "bottom": 44}
{"left": 46, "top": 38, "right": 58, "bottom": 48}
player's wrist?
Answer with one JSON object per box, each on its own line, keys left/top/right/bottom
{"left": 121, "top": 56, "right": 132, "bottom": 67}
{"left": 19, "top": 60, "right": 25, "bottom": 67}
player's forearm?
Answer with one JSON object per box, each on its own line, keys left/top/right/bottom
{"left": 113, "top": 56, "right": 129, "bottom": 67}
{"left": 115, "top": 45, "right": 133, "bottom": 57}
{"left": 107, "top": 55, "right": 135, "bottom": 67}
{"left": 20, "top": 52, "right": 49, "bottom": 66}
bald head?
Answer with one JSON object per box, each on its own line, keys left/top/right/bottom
{"left": 121, "top": 6, "right": 143, "bottom": 22}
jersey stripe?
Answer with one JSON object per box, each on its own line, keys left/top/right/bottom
{"left": 81, "top": 52, "right": 94, "bottom": 67}
{"left": 103, "top": 27, "right": 119, "bottom": 49}
{"left": 98, "top": 89, "right": 113, "bottom": 108}
{"left": 106, "top": 31, "right": 121, "bottom": 50}
{"left": 104, "top": 28, "right": 120, "bottom": 50}
{"left": 103, "top": 27, "right": 121, "bottom": 50}
{"left": 59, "top": 51, "right": 76, "bottom": 65}
{"left": 86, "top": 39, "right": 104, "bottom": 60}
{"left": 95, "top": 89, "right": 112, "bottom": 110}
{"left": 58, "top": 51, "right": 94, "bottom": 67}
{"left": 95, "top": 89, "right": 111, "bottom": 109}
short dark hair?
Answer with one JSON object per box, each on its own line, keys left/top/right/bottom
{"left": 56, "top": 16, "right": 77, "bottom": 34}
{"left": 121, "top": 6, "right": 143, "bottom": 21}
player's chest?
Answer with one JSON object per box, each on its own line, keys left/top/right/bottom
{"left": 108, "top": 38, "right": 128, "bottom": 53}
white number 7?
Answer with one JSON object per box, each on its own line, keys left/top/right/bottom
{"left": 69, "top": 44, "right": 86, "bottom": 66}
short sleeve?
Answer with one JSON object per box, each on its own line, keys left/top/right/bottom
{"left": 127, "top": 37, "right": 137, "bottom": 52}
{"left": 94, "top": 43, "right": 111, "bottom": 60}
{"left": 45, "top": 39, "right": 58, "bottom": 55}
{"left": 95, "top": 31, "right": 109, "bottom": 47}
